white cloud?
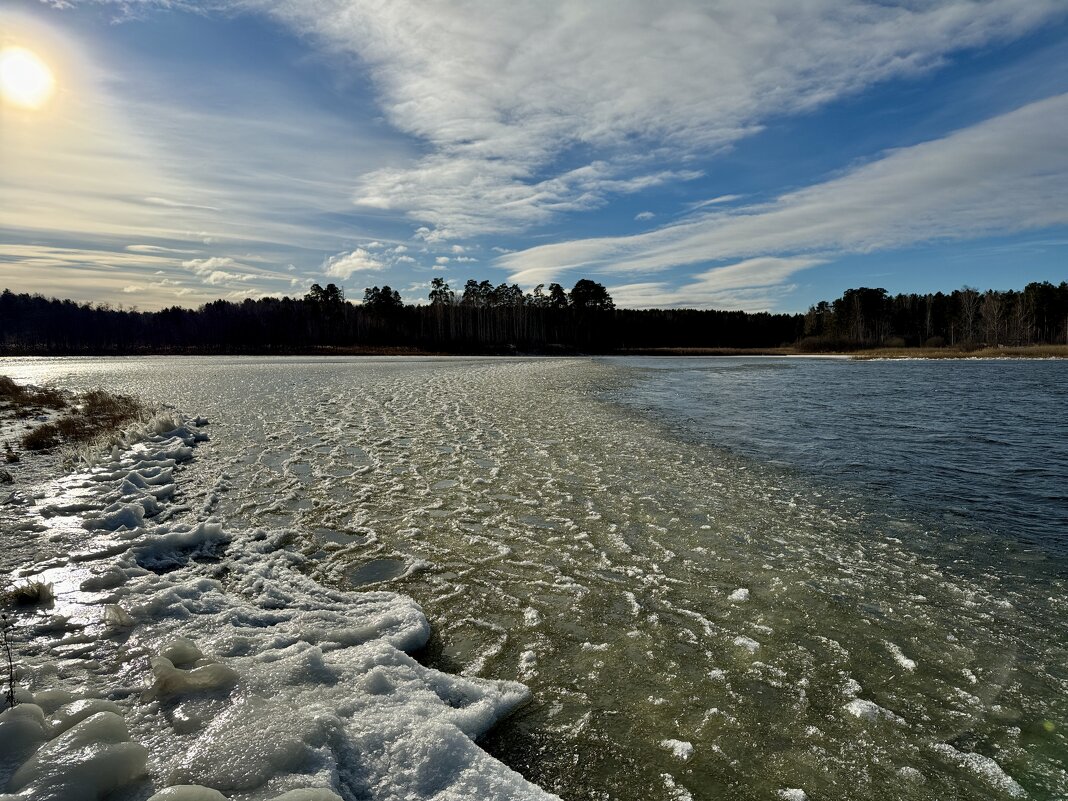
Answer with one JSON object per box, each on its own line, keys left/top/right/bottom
{"left": 635, "top": 211, "right": 655, "bottom": 221}
{"left": 182, "top": 256, "right": 237, "bottom": 275}
{"left": 245, "top": 0, "right": 1063, "bottom": 238}
{"left": 144, "top": 196, "right": 221, "bottom": 212}
{"left": 609, "top": 257, "right": 823, "bottom": 311}
{"left": 323, "top": 247, "right": 385, "bottom": 278}
{"left": 126, "top": 244, "right": 201, "bottom": 254}
{"left": 687, "top": 195, "right": 742, "bottom": 211}
{"left": 181, "top": 255, "right": 267, "bottom": 287}
{"left": 501, "top": 94, "right": 1068, "bottom": 284}
{"left": 610, "top": 282, "right": 796, "bottom": 314}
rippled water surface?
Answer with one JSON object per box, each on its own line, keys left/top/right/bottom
{"left": 5, "top": 356, "right": 1067, "bottom": 801}
{"left": 604, "top": 356, "right": 1068, "bottom": 555}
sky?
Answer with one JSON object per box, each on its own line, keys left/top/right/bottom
{"left": 1, "top": 1, "right": 1066, "bottom": 313}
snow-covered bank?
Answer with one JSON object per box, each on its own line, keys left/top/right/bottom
{"left": 0, "top": 416, "right": 556, "bottom": 801}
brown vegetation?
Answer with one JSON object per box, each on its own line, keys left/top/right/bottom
{"left": 0, "top": 375, "right": 67, "bottom": 414}
{"left": 848, "top": 344, "right": 1068, "bottom": 360}
{"left": 19, "top": 388, "right": 147, "bottom": 451}
{"left": 1, "top": 377, "right": 148, "bottom": 453}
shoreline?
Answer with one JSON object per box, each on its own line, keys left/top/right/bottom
{"left": 2, "top": 344, "right": 1066, "bottom": 359}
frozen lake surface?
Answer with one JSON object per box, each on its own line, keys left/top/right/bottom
{"left": 2, "top": 356, "right": 1066, "bottom": 801}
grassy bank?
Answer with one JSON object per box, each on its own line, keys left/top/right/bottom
{"left": 846, "top": 344, "right": 1068, "bottom": 360}
{"left": 1, "top": 376, "right": 149, "bottom": 460}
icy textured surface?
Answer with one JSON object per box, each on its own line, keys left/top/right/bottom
{"left": 0, "top": 412, "right": 555, "bottom": 801}
{"left": 3, "top": 356, "right": 1066, "bottom": 801}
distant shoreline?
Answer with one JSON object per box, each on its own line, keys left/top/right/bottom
{"left": 1, "top": 344, "right": 1066, "bottom": 359}
{"left": 594, "top": 345, "right": 1068, "bottom": 359}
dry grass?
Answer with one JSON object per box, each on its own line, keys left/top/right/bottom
{"left": 2, "top": 580, "right": 54, "bottom": 607}
{"left": 850, "top": 344, "right": 1068, "bottom": 360}
{"left": 0, "top": 376, "right": 67, "bottom": 415}
{"left": 3, "top": 379, "right": 149, "bottom": 452}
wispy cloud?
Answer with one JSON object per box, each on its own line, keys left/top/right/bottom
{"left": 0, "top": 4, "right": 415, "bottom": 306}
{"left": 501, "top": 94, "right": 1068, "bottom": 287}
{"left": 609, "top": 257, "right": 824, "bottom": 311}
{"left": 247, "top": 0, "right": 1064, "bottom": 239}
{"left": 686, "top": 195, "right": 743, "bottom": 211}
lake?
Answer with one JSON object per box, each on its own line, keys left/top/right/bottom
{"left": 3, "top": 356, "right": 1066, "bottom": 801}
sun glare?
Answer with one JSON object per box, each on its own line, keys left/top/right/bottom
{"left": 0, "top": 46, "right": 55, "bottom": 110}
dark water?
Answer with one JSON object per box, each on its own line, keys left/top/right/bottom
{"left": 605, "top": 357, "right": 1068, "bottom": 557}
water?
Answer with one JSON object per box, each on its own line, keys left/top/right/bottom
{"left": 3, "top": 356, "right": 1066, "bottom": 801}
{"left": 603, "top": 356, "right": 1068, "bottom": 555}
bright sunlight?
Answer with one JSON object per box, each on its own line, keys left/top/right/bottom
{"left": 0, "top": 46, "right": 55, "bottom": 109}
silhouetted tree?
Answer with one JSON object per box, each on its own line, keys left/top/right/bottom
{"left": 547, "top": 283, "right": 569, "bottom": 308}
{"left": 305, "top": 283, "right": 345, "bottom": 304}
{"left": 428, "top": 277, "right": 455, "bottom": 306}
{"left": 569, "top": 279, "right": 614, "bottom": 310}
{"left": 363, "top": 285, "right": 403, "bottom": 311}
{"left": 2, "top": 280, "right": 1064, "bottom": 356}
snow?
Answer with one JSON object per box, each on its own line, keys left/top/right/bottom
{"left": 777, "top": 790, "right": 808, "bottom": 801}
{"left": 0, "top": 416, "right": 558, "bottom": 801}
{"left": 727, "top": 588, "right": 749, "bottom": 602}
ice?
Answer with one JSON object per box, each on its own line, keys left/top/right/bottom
{"left": 147, "top": 790, "right": 343, "bottom": 801}
{"left": 661, "top": 773, "right": 694, "bottom": 801}
{"left": 80, "top": 565, "right": 135, "bottom": 591}
{"left": 732, "top": 635, "right": 760, "bottom": 653}
{"left": 885, "top": 641, "right": 917, "bottom": 672}
{"left": 145, "top": 655, "right": 240, "bottom": 700}
{"left": 518, "top": 649, "right": 537, "bottom": 680}
{"left": 0, "top": 414, "right": 557, "bottom": 801}
{"left": 842, "top": 698, "right": 905, "bottom": 725}
{"left": 7, "top": 358, "right": 1066, "bottom": 801}
{"left": 104, "top": 603, "right": 135, "bottom": 628}
{"left": 7, "top": 712, "right": 149, "bottom": 801}
{"left": 660, "top": 739, "right": 694, "bottom": 761}
{"left": 132, "top": 523, "right": 231, "bottom": 571}
{"left": 0, "top": 704, "right": 49, "bottom": 783}
{"left": 47, "top": 699, "right": 124, "bottom": 737}
{"left": 148, "top": 787, "right": 229, "bottom": 801}
{"left": 930, "top": 744, "right": 1027, "bottom": 797}
{"left": 896, "top": 766, "right": 925, "bottom": 783}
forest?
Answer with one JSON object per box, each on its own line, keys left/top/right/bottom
{"left": 0, "top": 278, "right": 1065, "bottom": 355}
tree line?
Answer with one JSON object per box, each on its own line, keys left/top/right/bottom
{"left": 800, "top": 283, "right": 1068, "bottom": 350}
{"left": 0, "top": 279, "right": 1064, "bottom": 355}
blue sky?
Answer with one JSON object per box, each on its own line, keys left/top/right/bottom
{"left": 1, "top": 0, "right": 1066, "bottom": 312}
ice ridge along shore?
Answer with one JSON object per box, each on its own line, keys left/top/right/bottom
{"left": 0, "top": 413, "right": 557, "bottom": 801}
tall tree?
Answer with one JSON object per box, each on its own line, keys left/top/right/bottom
{"left": 569, "top": 279, "right": 614, "bottom": 310}
{"left": 428, "top": 277, "right": 455, "bottom": 306}
{"left": 363, "top": 285, "right": 403, "bottom": 311}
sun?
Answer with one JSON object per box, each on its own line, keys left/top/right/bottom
{"left": 0, "top": 46, "right": 56, "bottom": 110}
